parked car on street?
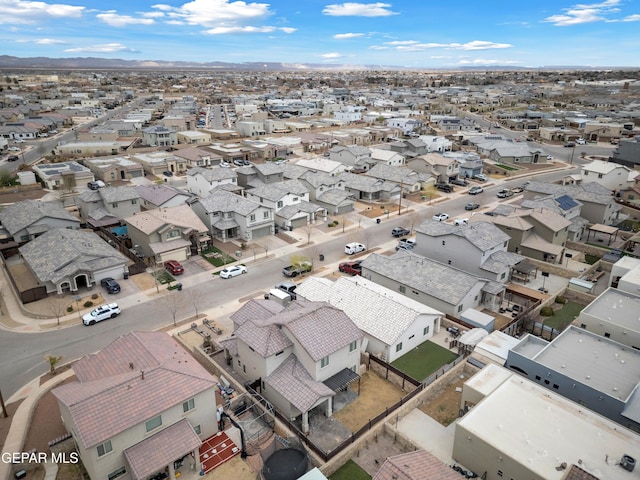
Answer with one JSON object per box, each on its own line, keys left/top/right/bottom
{"left": 82, "top": 303, "right": 121, "bottom": 326}
{"left": 220, "top": 265, "right": 247, "bottom": 278}
{"left": 432, "top": 213, "right": 450, "bottom": 222}
{"left": 510, "top": 186, "right": 524, "bottom": 194}
{"left": 7, "top": 147, "right": 20, "bottom": 152}
{"left": 338, "top": 260, "right": 362, "bottom": 275}
{"left": 435, "top": 183, "right": 453, "bottom": 193}
{"left": 497, "top": 189, "right": 514, "bottom": 198}
{"left": 468, "top": 186, "right": 483, "bottom": 195}
{"left": 282, "top": 261, "right": 312, "bottom": 277}
{"left": 344, "top": 242, "right": 366, "bottom": 255}
{"left": 164, "top": 260, "right": 184, "bottom": 275}
{"left": 274, "top": 282, "right": 297, "bottom": 299}
{"left": 7, "top": 155, "right": 19, "bottom": 162}
{"left": 14, "top": 139, "right": 25, "bottom": 143}
{"left": 100, "top": 277, "right": 121, "bottom": 294}
{"left": 392, "top": 227, "right": 411, "bottom": 237}
{"left": 465, "top": 202, "right": 480, "bottom": 211}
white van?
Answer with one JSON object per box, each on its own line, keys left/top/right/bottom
{"left": 344, "top": 242, "right": 366, "bottom": 255}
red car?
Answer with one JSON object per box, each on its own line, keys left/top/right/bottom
{"left": 339, "top": 260, "right": 362, "bottom": 276}
{"left": 164, "top": 260, "right": 184, "bottom": 275}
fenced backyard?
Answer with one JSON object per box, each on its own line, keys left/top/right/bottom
{"left": 390, "top": 340, "right": 459, "bottom": 381}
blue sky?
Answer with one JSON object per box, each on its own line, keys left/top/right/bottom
{"left": 2, "top": 0, "right": 639, "bottom": 67}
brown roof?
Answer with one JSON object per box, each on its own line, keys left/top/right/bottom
{"left": 53, "top": 332, "right": 217, "bottom": 448}
{"left": 124, "top": 419, "right": 201, "bottom": 480}
{"left": 563, "top": 464, "right": 601, "bottom": 480}
{"left": 373, "top": 450, "right": 460, "bottom": 480}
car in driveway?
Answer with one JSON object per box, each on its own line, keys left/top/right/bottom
{"left": 510, "top": 186, "right": 524, "bottom": 194}
{"left": 164, "top": 260, "right": 184, "bottom": 275}
{"left": 219, "top": 265, "right": 247, "bottom": 278}
{"left": 344, "top": 242, "right": 366, "bottom": 255}
{"left": 435, "top": 183, "right": 454, "bottom": 193}
{"left": 473, "top": 174, "right": 487, "bottom": 182}
{"left": 392, "top": 227, "right": 411, "bottom": 237}
{"left": 432, "top": 213, "right": 450, "bottom": 222}
{"left": 82, "top": 303, "right": 121, "bottom": 326}
{"left": 14, "top": 139, "right": 25, "bottom": 143}
{"left": 233, "top": 159, "right": 245, "bottom": 167}
{"left": 496, "top": 189, "right": 514, "bottom": 198}
{"left": 454, "top": 218, "right": 469, "bottom": 226}
{"left": 465, "top": 202, "right": 480, "bottom": 211}
{"left": 100, "top": 277, "right": 121, "bottom": 294}
{"left": 396, "top": 239, "right": 416, "bottom": 251}
{"left": 7, "top": 155, "right": 19, "bottom": 162}
{"left": 468, "top": 186, "right": 483, "bottom": 195}
{"left": 338, "top": 260, "right": 362, "bottom": 275}
{"left": 451, "top": 178, "right": 468, "bottom": 187}
{"left": 7, "top": 147, "right": 20, "bottom": 152}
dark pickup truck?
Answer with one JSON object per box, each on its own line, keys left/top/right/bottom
{"left": 282, "top": 261, "right": 312, "bottom": 277}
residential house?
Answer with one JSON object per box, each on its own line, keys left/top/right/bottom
{"left": 369, "top": 148, "right": 405, "bottom": 167}
{"left": 123, "top": 204, "right": 209, "bottom": 261}
{"left": 295, "top": 157, "right": 347, "bottom": 176}
{"left": 385, "top": 118, "right": 424, "bottom": 136}
{"left": 131, "top": 151, "right": 187, "bottom": 177}
{"left": 328, "top": 145, "right": 372, "bottom": 170}
{"left": 388, "top": 138, "right": 428, "bottom": 159}
{"left": 0, "top": 199, "right": 80, "bottom": 244}
{"left": 136, "top": 184, "right": 191, "bottom": 210}
{"left": 610, "top": 135, "right": 640, "bottom": 168}
{"left": 577, "top": 287, "right": 640, "bottom": 350}
{"left": 173, "top": 146, "right": 223, "bottom": 168}
{"left": 186, "top": 166, "right": 238, "bottom": 197}
{"left": 414, "top": 220, "right": 524, "bottom": 283}
{"left": 221, "top": 301, "right": 363, "bottom": 433}
{"left": 365, "top": 164, "right": 432, "bottom": 194}
{"left": 52, "top": 332, "right": 218, "bottom": 480}
{"left": 523, "top": 181, "right": 620, "bottom": 226}
{"left": 417, "top": 135, "right": 453, "bottom": 153}
{"left": 142, "top": 125, "right": 177, "bottom": 147}
{"left": 297, "top": 170, "right": 354, "bottom": 215}
{"left": 520, "top": 193, "right": 587, "bottom": 242}
{"left": 32, "top": 161, "right": 94, "bottom": 190}
{"left": 177, "top": 130, "right": 211, "bottom": 145}
{"left": 190, "top": 190, "right": 273, "bottom": 241}
{"left": 54, "top": 141, "right": 128, "bottom": 158}
{"left": 77, "top": 186, "right": 141, "bottom": 228}
{"left": 411, "top": 153, "right": 461, "bottom": 183}
{"left": 360, "top": 251, "right": 505, "bottom": 317}
{"left": 206, "top": 143, "right": 255, "bottom": 164}
{"left": 235, "top": 163, "right": 284, "bottom": 189}
{"left": 373, "top": 450, "right": 460, "bottom": 480}
{"left": 580, "top": 159, "right": 635, "bottom": 192}
{"left": 454, "top": 366, "right": 640, "bottom": 480}
{"left": 504, "top": 326, "right": 640, "bottom": 433}
{"left": 296, "top": 276, "right": 442, "bottom": 363}
{"left": 83, "top": 156, "right": 145, "bottom": 182}
{"left": 19, "top": 228, "right": 128, "bottom": 293}
{"left": 340, "top": 171, "right": 401, "bottom": 203}
{"left": 479, "top": 208, "right": 571, "bottom": 264}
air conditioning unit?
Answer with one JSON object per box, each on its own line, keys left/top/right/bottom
{"left": 621, "top": 454, "right": 636, "bottom": 472}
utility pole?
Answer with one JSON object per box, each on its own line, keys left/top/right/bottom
{"left": 398, "top": 178, "right": 404, "bottom": 216}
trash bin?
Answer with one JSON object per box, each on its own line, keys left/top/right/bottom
{"left": 123, "top": 272, "right": 129, "bottom": 280}
{"left": 176, "top": 283, "right": 183, "bottom": 291}
{"left": 319, "top": 254, "right": 325, "bottom": 262}
{"left": 376, "top": 218, "right": 381, "bottom": 224}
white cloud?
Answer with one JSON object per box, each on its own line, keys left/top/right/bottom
{"left": 368, "top": 45, "right": 388, "bottom": 50}
{"left": 622, "top": 14, "right": 640, "bottom": 21}
{"left": 458, "top": 58, "right": 521, "bottom": 65}
{"left": 544, "top": 0, "right": 622, "bottom": 26}
{"left": 142, "top": 11, "right": 165, "bottom": 18}
{"left": 153, "top": 0, "right": 271, "bottom": 27}
{"left": 323, "top": 2, "right": 398, "bottom": 17}
{"left": 36, "top": 38, "right": 66, "bottom": 44}
{"left": 389, "top": 40, "right": 512, "bottom": 51}
{"left": 455, "top": 40, "right": 512, "bottom": 50}
{"left": 203, "top": 25, "right": 295, "bottom": 34}
{"left": 0, "top": 0, "right": 84, "bottom": 24}
{"left": 280, "top": 27, "right": 296, "bottom": 33}
{"left": 97, "top": 12, "right": 155, "bottom": 27}
{"left": 334, "top": 32, "right": 365, "bottom": 39}
{"left": 64, "top": 43, "right": 135, "bottom": 53}
{"left": 322, "top": 52, "right": 343, "bottom": 58}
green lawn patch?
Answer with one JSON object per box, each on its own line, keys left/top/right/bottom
{"left": 543, "top": 301, "right": 585, "bottom": 330}
{"left": 495, "top": 164, "right": 518, "bottom": 171}
{"left": 329, "top": 460, "right": 371, "bottom": 480}
{"left": 155, "top": 270, "right": 174, "bottom": 284}
{"left": 391, "top": 340, "right": 458, "bottom": 381}
{"left": 584, "top": 254, "right": 600, "bottom": 265}
{"left": 201, "top": 246, "right": 237, "bottom": 267}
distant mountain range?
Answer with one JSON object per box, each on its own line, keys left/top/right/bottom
{"left": 0, "top": 55, "right": 628, "bottom": 71}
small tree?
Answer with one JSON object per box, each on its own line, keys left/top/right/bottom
{"left": 45, "top": 354, "right": 63, "bottom": 375}
{"left": 186, "top": 289, "right": 203, "bottom": 320}
{"left": 48, "top": 297, "right": 66, "bottom": 327}
{"left": 303, "top": 221, "right": 314, "bottom": 245}
{"left": 161, "top": 291, "right": 184, "bottom": 326}
{"left": 290, "top": 253, "right": 311, "bottom": 273}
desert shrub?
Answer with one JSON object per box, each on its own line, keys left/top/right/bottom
{"left": 540, "top": 306, "right": 554, "bottom": 317}
{"left": 555, "top": 295, "right": 567, "bottom": 304}
{"left": 66, "top": 306, "right": 73, "bottom": 313}
{"left": 83, "top": 301, "right": 94, "bottom": 308}
{"left": 91, "top": 293, "right": 99, "bottom": 300}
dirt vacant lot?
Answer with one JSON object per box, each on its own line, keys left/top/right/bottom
{"left": 333, "top": 371, "right": 407, "bottom": 432}
{"left": 418, "top": 374, "right": 468, "bottom": 426}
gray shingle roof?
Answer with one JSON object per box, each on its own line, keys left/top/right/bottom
{"left": 186, "top": 165, "right": 237, "bottom": 182}
{"left": 99, "top": 186, "right": 139, "bottom": 203}
{"left": 316, "top": 189, "right": 355, "bottom": 206}
{"left": 416, "top": 220, "right": 510, "bottom": 252}
{"left": 19, "top": 228, "right": 128, "bottom": 284}
{"left": 196, "top": 190, "right": 262, "bottom": 216}
{"left": 526, "top": 181, "right": 614, "bottom": 205}
{"left": 361, "top": 252, "right": 489, "bottom": 306}
{"left": 0, "top": 199, "right": 80, "bottom": 236}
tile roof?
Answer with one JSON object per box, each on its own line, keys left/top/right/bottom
{"left": 373, "top": 450, "right": 460, "bottom": 480}
{"left": 124, "top": 419, "right": 201, "bottom": 480}
{"left": 124, "top": 204, "right": 208, "bottom": 235}
{"left": 296, "top": 276, "right": 441, "bottom": 345}
{"left": 229, "top": 299, "right": 286, "bottom": 327}
{"left": 135, "top": 184, "right": 188, "bottom": 206}
{"left": 52, "top": 332, "right": 217, "bottom": 448}
{"left": 235, "top": 320, "right": 293, "bottom": 357}
{"left": 0, "top": 199, "right": 80, "bottom": 235}
{"left": 361, "top": 252, "right": 490, "bottom": 306}
{"left": 19, "top": 228, "right": 128, "bottom": 284}
{"left": 265, "top": 354, "right": 335, "bottom": 412}
{"left": 186, "top": 165, "right": 237, "bottom": 182}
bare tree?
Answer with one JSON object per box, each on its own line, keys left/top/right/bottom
{"left": 303, "top": 221, "right": 314, "bottom": 245}
{"left": 186, "top": 289, "right": 203, "bottom": 320}
{"left": 47, "top": 296, "right": 66, "bottom": 327}
{"left": 150, "top": 258, "right": 163, "bottom": 293}
{"left": 260, "top": 239, "right": 271, "bottom": 258}
{"left": 407, "top": 210, "right": 427, "bottom": 234}
{"left": 161, "top": 290, "right": 184, "bottom": 326}
{"left": 44, "top": 354, "right": 63, "bottom": 375}
{"left": 305, "top": 244, "right": 323, "bottom": 271}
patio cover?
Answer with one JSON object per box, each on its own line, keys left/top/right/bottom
{"left": 586, "top": 223, "right": 619, "bottom": 246}
{"left": 124, "top": 419, "right": 202, "bottom": 480}
{"left": 323, "top": 367, "right": 361, "bottom": 395}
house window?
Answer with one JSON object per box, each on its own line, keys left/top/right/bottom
{"left": 193, "top": 425, "right": 201, "bottom": 435}
{"left": 183, "top": 398, "right": 195, "bottom": 413}
{"left": 111, "top": 203, "right": 118, "bottom": 208}
{"left": 97, "top": 440, "right": 113, "bottom": 457}
{"left": 409, "top": 334, "right": 415, "bottom": 340}
{"left": 349, "top": 340, "right": 357, "bottom": 352}
{"left": 501, "top": 272, "right": 506, "bottom": 279}
{"left": 110, "top": 173, "right": 116, "bottom": 180}
{"left": 145, "top": 415, "right": 162, "bottom": 432}
{"left": 243, "top": 364, "right": 246, "bottom": 373}
{"left": 263, "top": 211, "right": 269, "bottom": 219}
{"left": 131, "top": 199, "right": 137, "bottom": 205}
{"left": 166, "top": 230, "right": 179, "bottom": 239}
{"left": 250, "top": 214, "right": 255, "bottom": 221}
{"left": 457, "top": 305, "right": 463, "bottom": 312}
{"left": 553, "top": 384, "right": 559, "bottom": 389}
{"left": 277, "top": 201, "right": 283, "bottom": 208}
{"left": 604, "top": 332, "right": 610, "bottom": 338}
{"left": 497, "top": 471, "right": 503, "bottom": 477}
{"left": 292, "top": 197, "right": 298, "bottom": 201}
{"left": 275, "top": 350, "right": 284, "bottom": 356}
{"left": 396, "top": 342, "right": 403, "bottom": 352}
{"left": 108, "top": 467, "right": 126, "bottom": 480}
{"left": 535, "top": 375, "right": 541, "bottom": 381}
{"left": 598, "top": 174, "right": 603, "bottom": 179}
{"left": 442, "top": 240, "right": 445, "bottom": 246}
{"left": 399, "top": 286, "right": 406, "bottom": 293}
{"left": 321, "top": 356, "right": 329, "bottom": 368}
{"left": 423, "top": 326, "right": 429, "bottom": 335}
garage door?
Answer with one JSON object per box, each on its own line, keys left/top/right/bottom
{"left": 251, "top": 225, "right": 271, "bottom": 239}
{"left": 290, "top": 217, "right": 308, "bottom": 229}
{"left": 336, "top": 204, "right": 354, "bottom": 215}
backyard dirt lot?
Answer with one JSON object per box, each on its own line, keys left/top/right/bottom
{"left": 418, "top": 373, "right": 468, "bottom": 426}
{"left": 333, "top": 371, "right": 407, "bottom": 432}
